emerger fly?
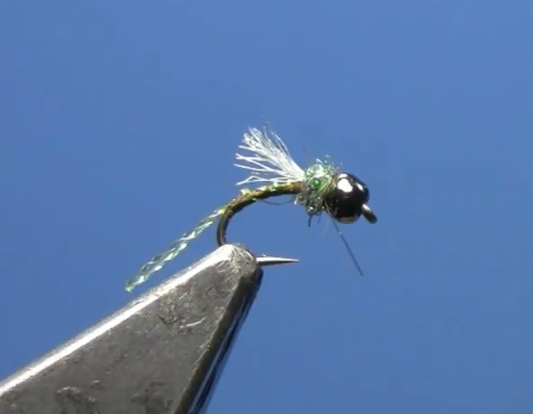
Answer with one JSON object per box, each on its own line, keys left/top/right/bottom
{"left": 126, "top": 126, "right": 377, "bottom": 292}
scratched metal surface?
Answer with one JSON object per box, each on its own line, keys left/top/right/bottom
{"left": 0, "top": 244, "right": 262, "bottom": 414}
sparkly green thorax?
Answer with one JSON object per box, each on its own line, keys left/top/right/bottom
{"left": 237, "top": 157, "right": 338, "bottom": 219}
{"left": 296, "top": 158, "right": 338, "bottom": 217}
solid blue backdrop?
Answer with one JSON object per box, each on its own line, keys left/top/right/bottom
{"left": 1, "top": 1, "right": 532, "bottom": 413}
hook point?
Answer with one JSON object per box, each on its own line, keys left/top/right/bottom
{"left": 256, "top": 255, "right": 299, "bottom": 267}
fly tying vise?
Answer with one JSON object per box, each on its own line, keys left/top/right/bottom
{"left": 125, "top": 127, "right": 377, "bottom": 292}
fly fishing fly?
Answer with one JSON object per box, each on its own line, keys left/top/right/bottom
{"left": 125, "top": 126, "right": 377, "bottom": 292}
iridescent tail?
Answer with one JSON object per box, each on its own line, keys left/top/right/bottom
{"left": 125, "top": 206, "right": 227, "bottom": 292}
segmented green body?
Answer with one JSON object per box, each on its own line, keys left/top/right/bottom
{"left": 216, "top": 183, "right": 303, "bottom": 246}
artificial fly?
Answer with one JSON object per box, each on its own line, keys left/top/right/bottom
{"left": 125, "top": 126, "right": 377, "bottom": 292}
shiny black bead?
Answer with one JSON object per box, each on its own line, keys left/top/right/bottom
{"left": 325, "top": 172, "right": 376, "bottom": 224}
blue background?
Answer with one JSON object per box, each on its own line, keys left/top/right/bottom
{"left": 1, "top": 1, "right": 532, "bottom": 413}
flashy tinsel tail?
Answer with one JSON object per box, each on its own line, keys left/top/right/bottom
{"left": 125, "top": 206, "right": 226, "bottom": 292}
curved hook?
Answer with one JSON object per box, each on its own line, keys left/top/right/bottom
{"left": 217, "top": 184, "right": 302, "bottom": 267}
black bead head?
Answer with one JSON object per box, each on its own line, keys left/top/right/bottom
{"left": 324, "top": 173, "right": 377, "bottom": 224}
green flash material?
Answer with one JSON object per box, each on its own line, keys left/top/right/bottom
{"left": 296, "top": 158, "right": 338, "bottom": 217}
{"left": 125, "top": 205, "right": 227, "bottom": 292}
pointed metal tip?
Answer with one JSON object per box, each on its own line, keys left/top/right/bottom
{"left": 256, "top": 255, "right": 300, "bottom": 267}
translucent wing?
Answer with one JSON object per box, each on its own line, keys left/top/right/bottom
{"left": 235, "top": 127, "right": 306, "bottom": 186}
